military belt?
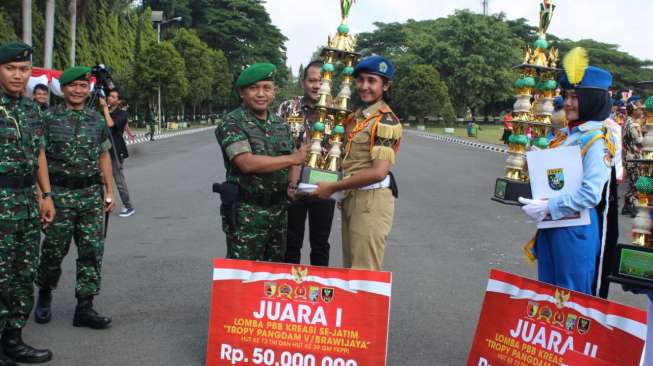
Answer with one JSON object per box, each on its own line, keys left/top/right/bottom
{"left": 0, "top": 173, "right": 36, "bottom": 189}
{"left": 50, "top": 174, "right": 102, "bottom": 189}
{"left": 238, "top": 190, "right": 287, "bottom": 206}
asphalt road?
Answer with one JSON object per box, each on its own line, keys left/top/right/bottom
{"left": 25, "top": 129, "right": 648, "bottom": 366}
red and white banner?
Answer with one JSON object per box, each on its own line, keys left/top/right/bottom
{"left": 467, "top": 270, "right": 647, "bottom": 366}
{"left": 206, "top": 259, "right": 392, "bottom": 366}
{"left": 26, "top": 67, "right": 95, "bottom": 98}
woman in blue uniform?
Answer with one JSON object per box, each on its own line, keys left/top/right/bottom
{"left": 519, "top": 48, "right": 615, "bottom": 295}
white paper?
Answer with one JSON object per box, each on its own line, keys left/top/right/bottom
{"left": 526, "top": 145, "right": 590, "bottom": 229}
{"left": 296, "top": 183, "right": 343, "bottom": 202}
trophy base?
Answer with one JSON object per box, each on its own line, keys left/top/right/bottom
{"left": 606, "top": 244, "right": 653, "bottom": 290}
{"left": 300, "top": 166, "right": 341, "bottom": 185}
{"left": 297, "top": 166, "right": 343, "bottom": 201}
{"left": 491, "top": 177, "right": 532, "bottom": 205}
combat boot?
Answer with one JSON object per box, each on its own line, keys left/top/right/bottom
{"left": 33, "top": 289, "right": 52, "bottom": 324}
{"left": 73, "top": 297, "right": 111, "bottom": 329}
{"left": 1, "top": 328, "right": 52, "bottom": 363}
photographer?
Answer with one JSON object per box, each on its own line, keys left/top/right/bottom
{"left": 106, "top": 88, "right": 135, "bottom": 217}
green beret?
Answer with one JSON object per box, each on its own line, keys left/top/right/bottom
{"left": 60, "top": 66, "right": 92, "bottom": 86}
{"left": 236, "top": 63, "right": 276, "bottom": 88}
{"left": 0, "top": 42, "right": 33, "bottom": 64}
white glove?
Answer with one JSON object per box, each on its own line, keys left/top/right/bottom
{"left": 518, "top": 197, "right": 549, "bottom": 222}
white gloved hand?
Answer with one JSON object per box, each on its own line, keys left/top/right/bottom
{"left": 518, "top": 197, "right": 550, "bottom": 222}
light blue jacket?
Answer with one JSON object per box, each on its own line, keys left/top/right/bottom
{"left": 547, "top": 121, "right": 612, "bottom": 220}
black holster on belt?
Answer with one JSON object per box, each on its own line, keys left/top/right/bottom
{"left": 389, "top": 172, "right": 399, "bottom": 199}
{"left": 213, "top": 182, "right": 239, "bottom": 228}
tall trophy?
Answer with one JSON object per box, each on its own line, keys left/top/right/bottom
{"left": 297, "top": 0, "right": 360, "bottom": 194}
{"left": 492, "top": 0, "right": 560, "bottom": 204}
{"left": 606, "top": 92, "right": 653, "bottom": 290}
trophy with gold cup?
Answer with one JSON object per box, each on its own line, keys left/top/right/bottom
{"left": 297, "top": 0, "right": 360, "bottom": 195}
{"left": 492, "top": 0, "right": 560, "bottom": 204}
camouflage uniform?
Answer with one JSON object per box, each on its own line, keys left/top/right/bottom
{"left": 0, "top": 89, "right": 44, "bottom": 331}
{"left": 37, "top": 106, "right": 111, "bottom": 299}
{"left": 622, "top": 116, "right": 643, "bottom": 213}
{"left": 215, "top": 106, "right": 294, "bottom": 261}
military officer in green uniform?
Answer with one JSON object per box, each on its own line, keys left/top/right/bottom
{"left": 0, "top": 42, "right": 55, "bottom": 365}
{"left": 215, "top": 63, "right": 307, "bottom": 261}
{"left": 34, "top": 66, "right": 116, "bottom": 330}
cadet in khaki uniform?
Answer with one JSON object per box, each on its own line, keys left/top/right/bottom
{"left": 215, "top": 63, "right": 307, "bottom": 261}
{"left": 0, "top": 42, "right": 55, "bottom": 366}
{"left": 314, "top": 56, "right": 401, "bottom": 270}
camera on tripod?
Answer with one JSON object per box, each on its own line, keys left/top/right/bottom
{"left": 87, "top": 64, "right": 115, "bottom": 108}
{"left": 91, "top": 64, "right": 114, "bottom": 96}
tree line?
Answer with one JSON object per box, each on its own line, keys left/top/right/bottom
{"left": 357, "top": 10, "right": 653, "bottom": 125}
{"left": 0, "top": 0, "right": 289, "bottom": 124}
{"left": 1, "top": 3, "right": 652, "bottom": 126}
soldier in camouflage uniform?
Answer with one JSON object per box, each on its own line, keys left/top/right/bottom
{"left": 215, "top": 63, "right": 307, "bottom": 261}
{"left": 622, "top": 98, "right": 645, "bottom": 217}
{"left": 34, "top": 66, "right": 116, "bottom": 330}
{"left": 0, "top": 42, "right": 55, "bottom": 365}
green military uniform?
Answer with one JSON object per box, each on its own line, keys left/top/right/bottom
{"left": 215, "top": 106, "right": 294, "bottom": 261}
{"left": 0, "top": 85, "right": 44, "bottom": 331}
{"left": 36, "top": 104, "right": 111, "bottom": 298}
{"left": 0, "top": 42, "right": 54, "bottom": 365}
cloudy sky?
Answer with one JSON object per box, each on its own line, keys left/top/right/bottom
{"left": 264, "top": 0, "right": 653, "bottom": 73}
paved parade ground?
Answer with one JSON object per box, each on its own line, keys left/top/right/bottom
{"left": 27, "top": 129, "right": 648, "bottom": 366}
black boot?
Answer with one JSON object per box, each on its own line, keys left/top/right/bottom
{"left": 1, "top": 328, "right": 52, "bottom": 363}
{"left": 73, "top": 298, "right": 111, "bottom": 329}
{"left": 34, "top": 289, "right": 52, "bottom": 324}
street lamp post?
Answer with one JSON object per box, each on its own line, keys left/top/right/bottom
{"left": 151, "top": 12, "right": 182, "bottom": 133}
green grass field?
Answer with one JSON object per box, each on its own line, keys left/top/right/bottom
{"left": 424, "top": 125, "right": 506, "bottom": 145}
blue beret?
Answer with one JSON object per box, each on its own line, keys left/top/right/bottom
{"left": 613, "top": 100, "right": 625, "bottom": 107}
{"left": 560, "top": 66, "right": 612, "bottom": 90}
{"left": 353, "top": 55, "right": 395, "bottom": 80}
{"left": 0, "top": 42, "right": 33, "bottom": 64}
{"left": 553, "top": 96, "right": 564, "bottom": 110}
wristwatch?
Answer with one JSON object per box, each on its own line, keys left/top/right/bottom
{"left": 42, "top": 191, "right": 54, "bottom": 199}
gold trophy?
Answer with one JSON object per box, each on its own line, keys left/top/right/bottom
{"left": 298, "top": 0, "right": 360, "bottom": 194}
{"left": 607, "top": 91, "right": 653, "bottom": 289}
{"left": 492, "top": 0, "right": 560, "bottom": 204}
